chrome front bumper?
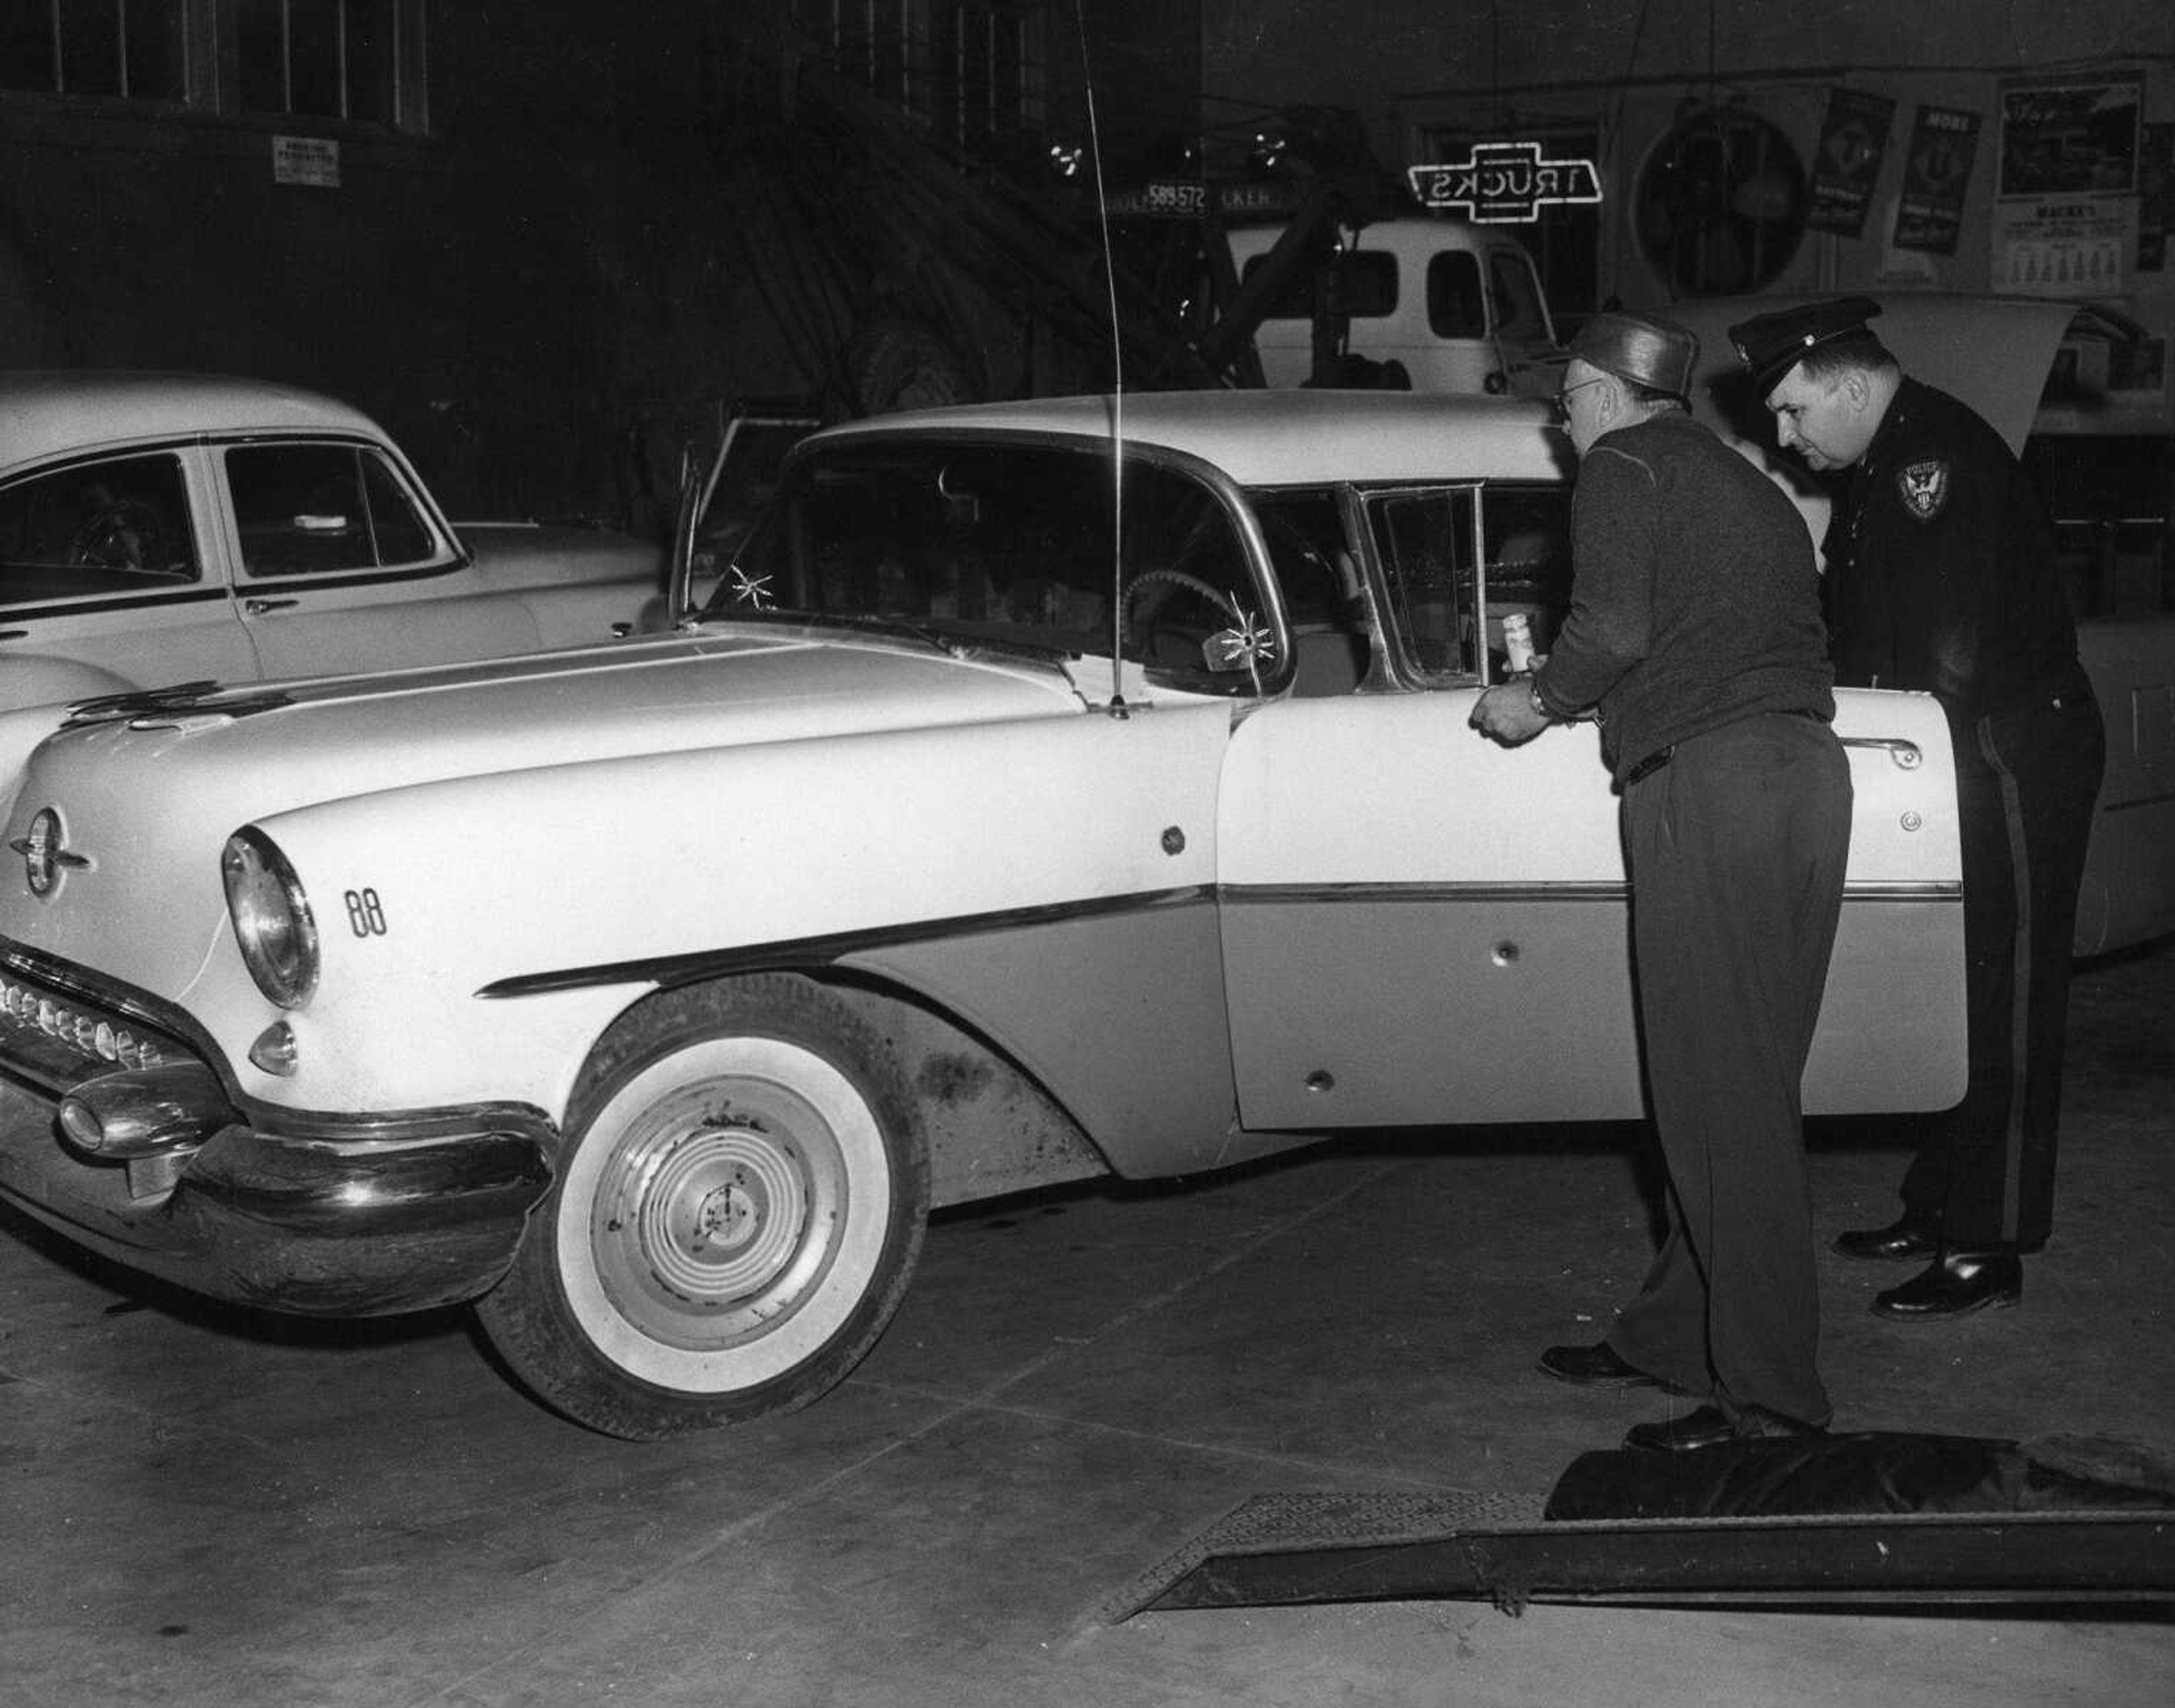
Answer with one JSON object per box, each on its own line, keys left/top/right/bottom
{"left": 0, "top": 1073, "right": 554, "bottom": 1315}
{"left": 0, "top": 944, "right": 553, "bottom": 1316}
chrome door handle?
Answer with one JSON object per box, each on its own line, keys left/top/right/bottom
{"left": 1841, "top": 736, "right": 1923, "bottom": 769}
{"left": 244, "top": 598, "right": 299, "bottom": 615}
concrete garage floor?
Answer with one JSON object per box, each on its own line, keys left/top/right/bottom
{"left": 3, "top": 942, "right": 2170, "bottom": 1707}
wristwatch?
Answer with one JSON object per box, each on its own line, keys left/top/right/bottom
{"left": 1526, "top": 678, "right": 1553, "bottom": 720}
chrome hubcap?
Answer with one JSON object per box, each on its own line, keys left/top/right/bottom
{"left": 591, "top": 1081, "right": 846, "bottom": 1352}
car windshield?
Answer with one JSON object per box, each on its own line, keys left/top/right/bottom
{"left": 705, "top": 437, "right": 1281, "bottom": 692}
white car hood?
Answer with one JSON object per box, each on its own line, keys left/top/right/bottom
{"left": 27, "top": 628, "right": 1093, "bottom": 817}
{"left": 0, "top": 631, "right": 1096, "bottom": 1001}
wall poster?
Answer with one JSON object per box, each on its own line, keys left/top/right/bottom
{"left": 2140, "top": 122, "right": 2172, "bottom": 272}
{"left": 1994, "top": 75, "right": 2142, "bottom": 296}
{"left": 1807, "top": 87, "right": 1895, "bottom": 237}
{"left": 1892, "top": 106, "right": 1981, "bottom": 255}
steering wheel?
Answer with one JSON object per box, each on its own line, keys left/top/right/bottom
{"left": 1120, "top": 569, "right": 1245, "bottom": 660}
{"left": 67, "top": 501, "right": 165, "bottom": 571}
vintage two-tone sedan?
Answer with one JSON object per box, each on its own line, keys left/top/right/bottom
{"left": 0, "top": 390, "right": 1966, "bottom": 1438}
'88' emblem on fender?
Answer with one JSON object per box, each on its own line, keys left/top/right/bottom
{"left": 345, "top": 887, "right": 388, "bottom": 937}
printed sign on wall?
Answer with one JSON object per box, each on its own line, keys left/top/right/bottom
{"left": 1807, "top": 88, "right": 1895, "bottom": 237}
{"left": 272, "top": 136, "right": 341, "bottom": 189}
{"left": 1892, "top": 106, "right": 1981, "bottom": 255}
{"left": 1995, "top": 76, "right": 2142, "bottom": 296}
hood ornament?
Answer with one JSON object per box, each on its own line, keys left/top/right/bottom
{"left": 11, "top": 807, "right": 90, "bottom": 896}
{"left": 63, "top": 680, "right": 292, "bottom": 729}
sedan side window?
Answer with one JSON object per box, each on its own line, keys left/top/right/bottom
{"left": 0, "top": 453, "right": 198, "bottom": 607}
{"left": 1479, "top": 484, "right": 1573, "bottom": 676}
{"left": 227, "top": 444, "right": 442, "bottom": 576}
{"left": 1365, "top": 482, "right": 1572, "bottom": 684}
{"left": 1369, "top": 486, "right": 1479, "bottom": 678}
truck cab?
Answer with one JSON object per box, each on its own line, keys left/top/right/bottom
{"left": 1225, "top": 217, "right": 1563, "bottom": 398}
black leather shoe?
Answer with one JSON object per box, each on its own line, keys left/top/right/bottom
{"left": 1833, "top": 1210, "right": 1941, "bottom": 1262}
{"left": 1537, "top": 1341, "right": 1662, "bottom": 1388}
{"left": 1624, "top": 1403, "right": 1826, "bottom": 1453}
{"left": 1871, "top": 1250, "right": 2022, "bottom": 1319}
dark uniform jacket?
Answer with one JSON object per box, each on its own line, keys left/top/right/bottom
{"left": 1822, "top": 377, "right": 2085, "bottom": 719}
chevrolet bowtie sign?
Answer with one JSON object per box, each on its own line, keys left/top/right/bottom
{"left": 1407, "top": 142, "right": 1603, "bottom": 223}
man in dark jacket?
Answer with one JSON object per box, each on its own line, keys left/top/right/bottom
{"left": 1729, "top": 297, "right": 2105, "bottom": 1320}
{"left": 1472, "top": 310, "right": 1852, "bottom": 1450}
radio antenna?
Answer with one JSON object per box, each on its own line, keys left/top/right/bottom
{"left": 1073, "top": 1, "right": 1130, "bottom": 716}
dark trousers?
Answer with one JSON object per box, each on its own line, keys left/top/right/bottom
{"left": 1606, "top": 713, "right": 1853, "bottom": 1427}
{"left": 1900, "top": 679, "right": 2105, "bottom": 1251}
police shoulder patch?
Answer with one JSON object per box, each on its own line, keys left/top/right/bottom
{"left": 1896, "top": 459, "right": 1950, "bottom": 522}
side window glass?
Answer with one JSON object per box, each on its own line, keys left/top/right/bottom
{"left": 1427, "top": 251, "right": 1486, "bottom": 338}
{"left": 1243, "top": 250, "right": 1398, "bottom": 321}
{"left": 1119, "top": 460, "right": 1264, "bottom": 686}
{"left": 1480, "top": 485, "right": 1574, "bottom": 680}
{"left": 358, "top": 454, "right": 437, "bottom": 565}
{"left": 1339, "top": 251, "right": 1400, "bottom": 319}
{"left": 0, "top": 452, "right": 198, "bottom": 607}
{"left": 1252, "top": 492, "right": 1355, "bottom": 627}
{"left": 227, "top": 443, "right": 442, "bottom": 575}
{"left": 1256, "top": 490, "right": 1371, "bottom": 697}
{"left": 1488, "top": 251, "right": 1550, "bottom": 341}
{"left": 1368, "top": 486, "right": 1479, "bottom": 679}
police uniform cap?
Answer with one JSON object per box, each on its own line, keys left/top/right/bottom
{"left": 1728, "top": 296, "right": 1882, "bottom": 397}
{"left": 1567, "top": 310, "right": 1698, "bottom": 398}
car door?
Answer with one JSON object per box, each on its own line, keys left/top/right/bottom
{"left": 1214, "top": 479, "right": 1967, "bottom": 1131}
{"left": 217, "top": 438, "right": 532, "bottom": 680}
{"left": 0, "top": 446, "right": 262, "bottom": 709}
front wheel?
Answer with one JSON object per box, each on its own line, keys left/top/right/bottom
{"left": 477, "top": 974, "right": 928, "bottom": 1438}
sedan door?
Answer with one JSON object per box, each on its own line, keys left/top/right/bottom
{"left": 218, "top": 439, "right": 532, "bottom": 680}
{"left": 1213, "top": 480, "right": 1967, "bottom": 1132}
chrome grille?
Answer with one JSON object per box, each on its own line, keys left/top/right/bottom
{"left": 0, "top": 970, "right": 179, "bottom": 1073}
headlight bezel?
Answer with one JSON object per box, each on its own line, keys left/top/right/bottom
{"left": 221, "top": 827, "right": 319, "bottom": 1009}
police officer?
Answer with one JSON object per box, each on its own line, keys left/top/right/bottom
{"left": 1472, "top": 310, "right": 1851, "bottom": 1450}
{"left": 1729, "top": 297, "right": 2106, "bottom": 1320}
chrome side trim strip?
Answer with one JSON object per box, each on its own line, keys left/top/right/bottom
{"left": 475, "top": 887, "right": 1219, "bottom": 1000}
{"left": 474, "top": 878, "right": 1958, "bottom": 1000}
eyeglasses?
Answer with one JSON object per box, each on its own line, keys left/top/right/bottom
{"left": 1551, "top": 377, "right": 1608, "bottom": 421}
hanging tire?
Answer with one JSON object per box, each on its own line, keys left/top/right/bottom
{"left": 845, "top": 318, "right": 980, "bottom": 417}
{"left": 476, "top": 974, "right": 928, "bottom": 1438}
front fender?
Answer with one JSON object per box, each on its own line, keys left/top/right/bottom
{"left": 237, "top": 702, "right": 1235, "bottom": 1125}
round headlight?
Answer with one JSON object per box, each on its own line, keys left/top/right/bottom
{"left": 222, "top": 828, "right": 318, "bottom": 1008}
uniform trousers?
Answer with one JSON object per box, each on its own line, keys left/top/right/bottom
{"left": 1603, "top": 712, "right": 1853, "bottom": 1427}
{"left": 1897, "top": 675, "right": 2105, "bottom": 1252}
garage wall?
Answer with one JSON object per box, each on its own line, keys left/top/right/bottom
{"left": 1, "top": 2, "right": 1207, "bottom": 528}
{"left": 1202, "top": 3, "right": 2175, "bottom": 349}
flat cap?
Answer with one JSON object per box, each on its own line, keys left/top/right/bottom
{"left": 1567, "top": 310, "right": 1698, "bottom": 398}
{"left": 1728, "top": 296, "right": 1882, "bottom": 396}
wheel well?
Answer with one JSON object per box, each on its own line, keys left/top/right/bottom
{"left": 616, "top": 969, "right": 1108, "bottom": 1210}
{"left": 824, "top": 976, "right": 1110, "bottom": 1209}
